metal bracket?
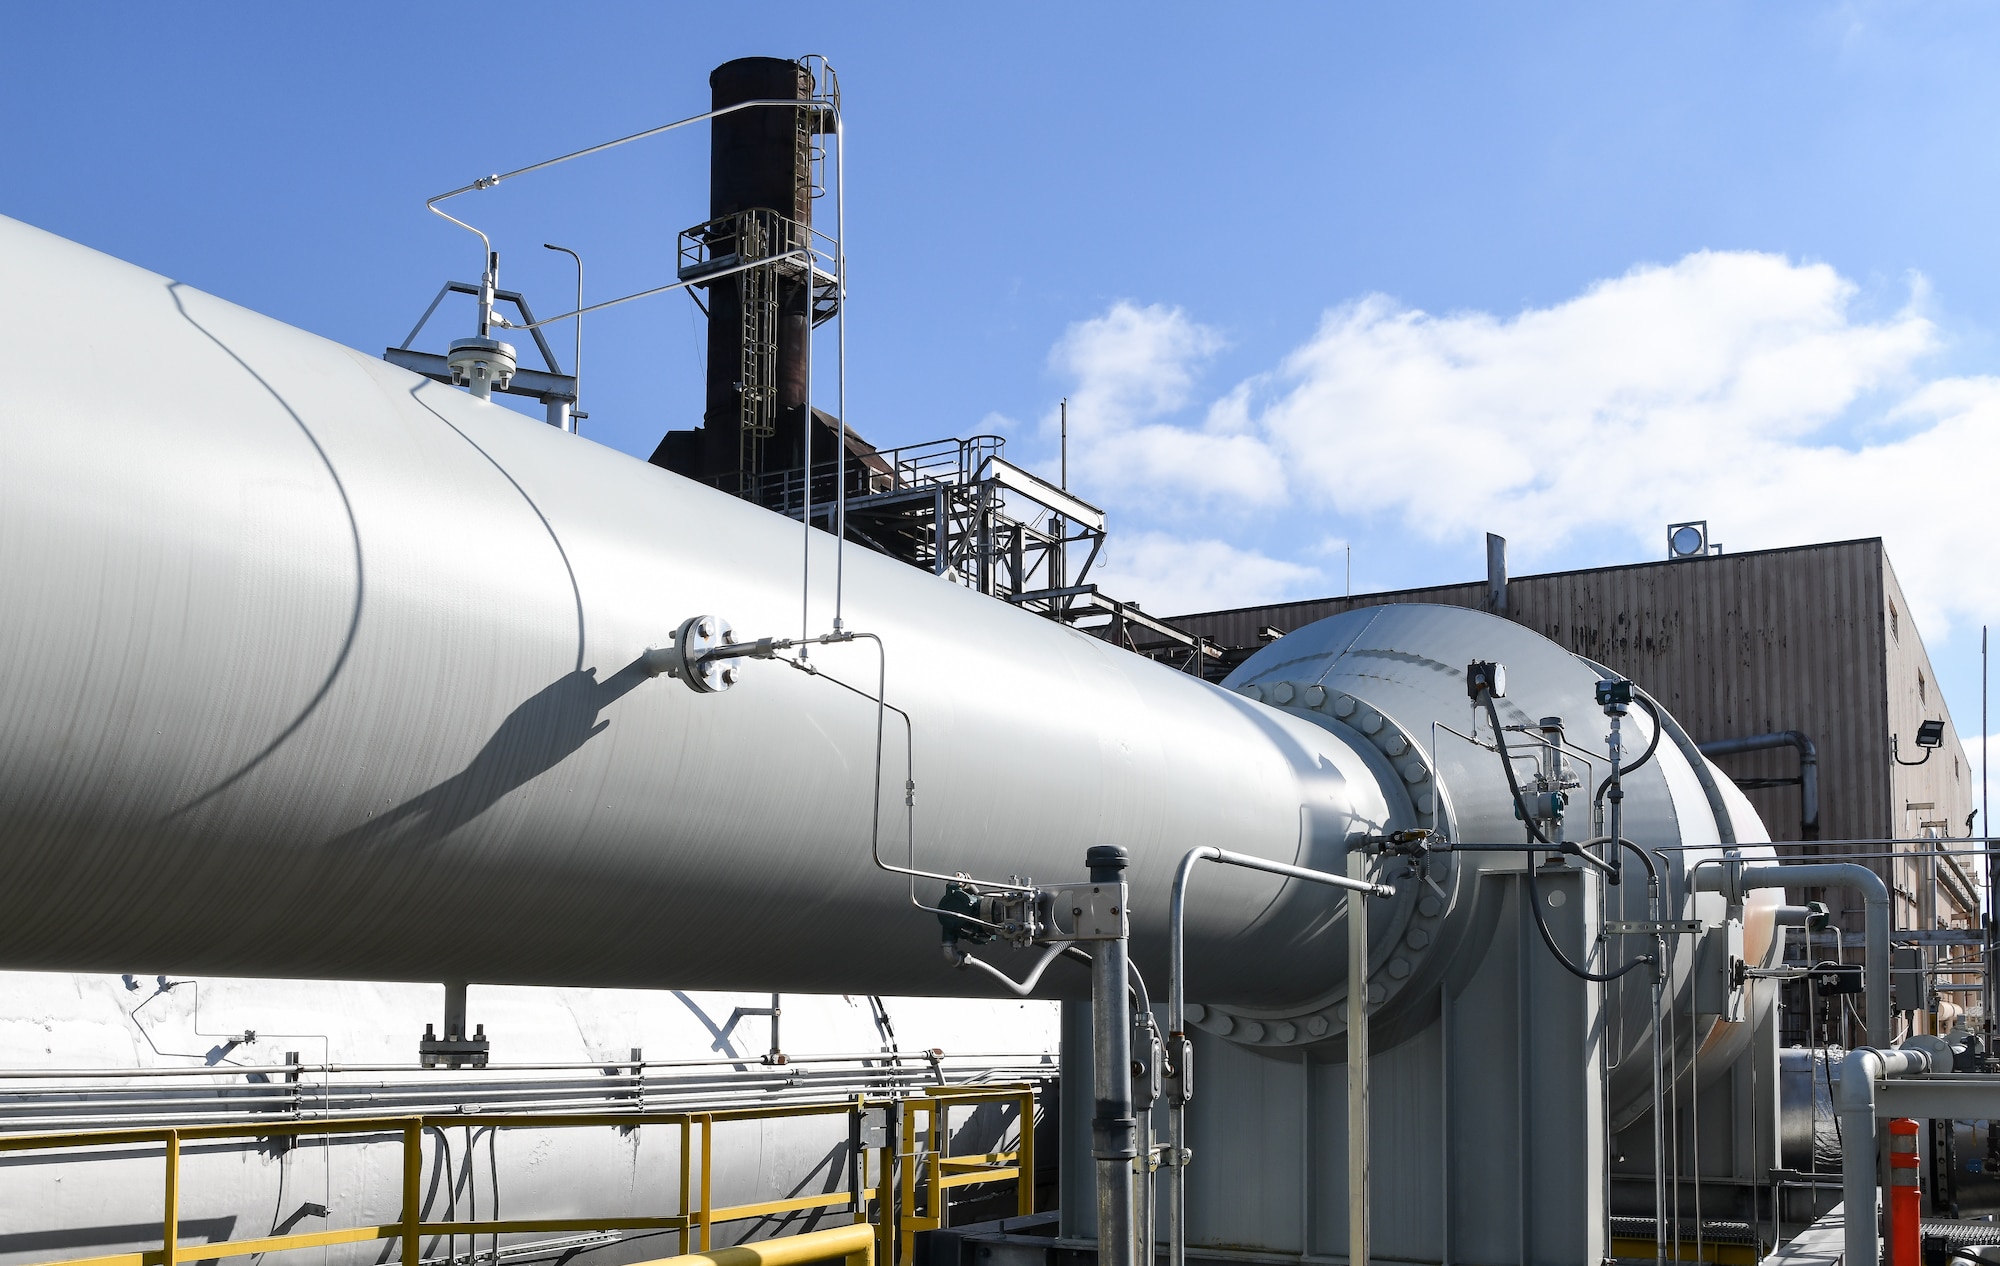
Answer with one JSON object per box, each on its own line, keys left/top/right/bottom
{"left": 1039, "top": 882, "right": 1129, "bottom": 941}
{"left": 1604, "top": 920, "right": 1702, "bottom": 936}
{"left": 418, "top": 1025, "right": 490, "bottom": 1069}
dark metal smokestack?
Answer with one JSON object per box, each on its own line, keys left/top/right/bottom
{"left": 689, "top": 57, "right": 815, "bottom": 492}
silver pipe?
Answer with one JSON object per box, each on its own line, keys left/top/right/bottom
{"left": 519, "top": 249, "right": 815, "bottom": 330}
{"left": 1837, "top": 1046, "right": 1932, "bottom": 1266}
{"left": 1697, "top": 862, "right": 1890, "bottom": 1043}
{"left": 1346, "top": 845, "right": 1370, "bottom": 1266}
{"left": 0, "top": 1050, "right": 1040, "bottom": 1079}
{"left": 541, "top": 243, "right": 582, "bottom": 433}
{"left": 1165, "top": 846, "right": 1391, "bottom": 1266}
{"left": 1090, "top": 846, "right": 1136, "bottom": 1266}
{"left": 0, "top": 1074, "right": 1054, "bottom": 1135}
{"left": 423, "top": 97, "right": 833, "bottom": 282}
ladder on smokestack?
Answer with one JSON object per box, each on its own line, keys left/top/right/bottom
{"left": 737, "top": 210, "right": 780, "bottom": 484}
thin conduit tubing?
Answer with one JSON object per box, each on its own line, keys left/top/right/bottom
{"left": 816, "top": 635, "right": 1035, "bottom": 908}
{"left": 0, "top": 1072, "right": 1054, "bottom": 1119}
{"left": 424, "top": 97, "right": 834, "bottom": 280}
{"left": 0, "top": 1082, "right": 1056, "bottom": 1135}
{"left": 518, "top": 251, "right": 818, "bottom": 331}
{"left": 24, "top": 1082, "right": 1060, "bottom": 1133}
{"left": 0, "top": 1051, "right": 1048, "bottom": 1080}
{"left": 0, "top": 1066, "right": 1047, "bottom": 1092}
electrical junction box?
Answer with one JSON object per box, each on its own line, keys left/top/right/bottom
{"left": 1806, "top": 964, "right": 1864, "bottom": 994}
{"left": 1694, "top": 920, "right": 1746, "bottom": 1023}
{"left": 1891, "top": 946, "right": 1925, "bottom": 1010}
{"left": 856, "top": 1107, "right": 888, "bottom": 1149}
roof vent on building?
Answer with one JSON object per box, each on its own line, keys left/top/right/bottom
{"left": 1667, "top": 521, "right": 1719, "bottom": 560}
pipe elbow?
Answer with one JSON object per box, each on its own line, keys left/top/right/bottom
{"left": 1773, "top": 730, "right": 1818, "bottom": 762}
{"left": 1837, "top": 1046, "right": 1883, "bottom": 1115}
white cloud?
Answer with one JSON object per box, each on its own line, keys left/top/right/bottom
{"left": 1048, "top": 302, "right": 1284, "bottom": 507}
{"left": 1256, "top": 252, "right": 1936, "bottom": 547}
{"left": 1091, "top": 530, "right": 1322, "bottom": 617}
{"left": 1047, "top": 252, "right": 2000, "bottom": 639}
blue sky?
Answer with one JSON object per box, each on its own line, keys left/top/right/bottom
{"left": 6, "top": 2, "right": 1999, "bottom": 773}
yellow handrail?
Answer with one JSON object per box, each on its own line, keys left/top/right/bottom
{"left": 0, "top": 1083, "right": 1044, "bottom": 1266}
{"left": 631, "top": 1223, "right": 875, "bottom": 1266}
{"left": 894, "top": 1086, "right": 1036, "bottom": 1263}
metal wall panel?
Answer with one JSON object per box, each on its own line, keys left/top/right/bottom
{"left": 1174, "top": 541, "right": 1974, "bottom": 879}
{"left": 1881, "top": 556, "right": 1982, "bottom": 928}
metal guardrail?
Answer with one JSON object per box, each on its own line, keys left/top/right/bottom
{"left": 632, "top": 1223, "right": 875, "bottom": 1266}
{"left": 0, "top": 1083, "right": 1041, "bottom": 1266}
{"left": 895, "top": 1086, "right": 1036, "bottom": 1264}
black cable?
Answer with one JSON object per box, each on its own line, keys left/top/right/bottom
{"left": 1594, "top": 692, "right": 1663, "bottom": 812}
{"left": 1611, "top": 836, "right": 1662, "bottom": 887}
{"left": 1526, "top": 861, "right": 1651, "bottom": 981}
{"left": 1483, "top": 689, "right": 1651, "bottom": 982}
{"left": 1483, "top": 692, "right": 1549, "bottom": 845}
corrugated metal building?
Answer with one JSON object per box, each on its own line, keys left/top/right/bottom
{"left": 1166, "top": 537, "right": 1981, "bottom": 939}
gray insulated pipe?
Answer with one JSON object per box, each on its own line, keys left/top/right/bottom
{"left": 0, "top": 215, "right": 1783, "bottom": 1056}
{"left": 0, "top": 214, "right": 1399, "bottom": 1007}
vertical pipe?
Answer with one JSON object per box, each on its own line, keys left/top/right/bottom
{"left": 832, "top": 86, "right": 848, "bottom": 632}
{"left": 1088, "top": 845, "right": 1136, "bottom": 1266}
{"left": 162, "top": 1131, "right": 179, "bottom": 1266}
{"left": 1165, "top": 850, "right": 1208, "bottom": 1266}
{"left": 1347, "top": 848, "right": 1370, "bottom": 1266}
{"left": 1439, "top": 983, "right": 1452, "bottom": 1266}
{"left": 443, "top": 980, "right": 468, "bottom": 1042}
{"left": 1486, "top": 534, "right": 1508, "bottom": 619}
{"left": 1060, "top": 399, "right": 1068, "bottom": 491}
{"left": 1060, "top": 1000, "right": 1096, "bottom": 1241}
{"left": 541, "top": 242, "right": 582, "bottom": 434}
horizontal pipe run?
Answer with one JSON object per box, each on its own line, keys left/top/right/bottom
{"left": 1696, "top": 861, "right": 1889, "bottom": 1044}
{"left": 0, "top": 1050, "right": 1046, "bottom": 1079}
{"left": 1699, "top": 730, "right": 1819, "bottom": 839}
{"left": 0, "top": 1072, "right": 1052, "bottom": 1133}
